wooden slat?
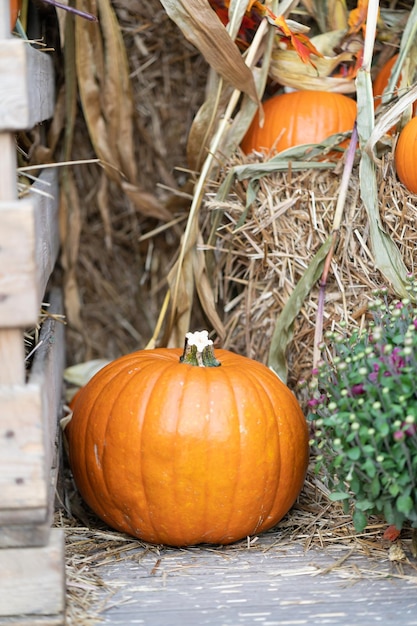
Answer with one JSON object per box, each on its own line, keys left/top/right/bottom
{"left": 0, "top": 290, "right": 65, "bottom": 520}
{"left": 0, "top": 617, "right": 64, "bottom": 626}
{"left": 0, "top": 384, "right": 46, "bottom": 512}
{"left": 30, "top": 289, "right": 65, "bottom": 440}
{"left": 0, "top": 4, "right": 12, "bottom": 40}
{"left": 0, "top": 529, "right": 65, "bottom": 620}
{"left": 0, "top": 132, "right": 16, "bottom": 201}
{"left": 0, "top": 168, "right": 60, "bottom": 327}
{"left": 0, "top": 330, "right": 25, "bottom": 386}
{"left": 0, "top": 128, "right": 23, "bottom": 385}
{"left": 0, "top": 39, "right": 54, "bottom": 130}
{"left": 0, "top": 465, "right": 58, "bottom": 547}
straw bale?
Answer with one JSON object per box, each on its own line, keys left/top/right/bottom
{"left": 199, "top": 150, "right": 417, "bottom": 392}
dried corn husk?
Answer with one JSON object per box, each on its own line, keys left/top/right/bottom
{"left": 270, "top": 30, "right": 357, "bottom": 93}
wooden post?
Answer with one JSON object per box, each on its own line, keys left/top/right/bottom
{"left": 0, "top": 2, "right": 24, "bottom": 384}
{"left": 0, "top": 7, "right": 65, "bottom": 623}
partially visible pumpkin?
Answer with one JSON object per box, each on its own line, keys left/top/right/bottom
{"left": 395, "top": 116, "right": 417, "bottom": 194}
{"left": 241, "top": 90, "right": 357, "bottom": 157}
{"left": 373, "top": 54, "right": 417, "bottom": 116}
{"left": 65, "top": 331, "right": 309, "bottom": 547}
{"left": 10, "top": 0, "right": 22, "bottom": 30}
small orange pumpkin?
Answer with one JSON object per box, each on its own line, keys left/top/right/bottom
{"left": 66, "top": 331, "right": 309, "bottom": 547}
{"left": 373, "top": 54, "right": 399, "bottom": 108}
{"left": 395, "top": 116, "right": 417, "bottom": 194}
{"left": 10, "top": 0, "right": 22, "bottom": 30}
{"left": 241, "top": 90, "right": 357, "bottom": 157}
{"left": 373, "top": 54, "right": 417, "bottom": 116}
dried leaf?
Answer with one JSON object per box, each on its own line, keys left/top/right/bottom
{"left": 122, "top": 181, "right": 172, "bottom": 222}
{"left": 356, "top": 68, "right": 409, "bottom": 297}
{"left": 75, "top": 0, "right": 165, "bottom": 220}
{"left": 165, "top": 244, "right": 195, "bottom": 348}
{"left": 193, "top": 234, "right": 226, "bottom": 341}
{"left": 186, "top": 84, "right": 234, "bottom": 171}
{"left": 270, "top": 47, "right": 356, "bottom": 93}
{"left": 383, "top": 525, "right": 401, "bottom": 542}
{"left": 388, "top": 542, "right": 406, "bottom": 562}
{"left": 64, "top": 359, "right": 111, "bottom": 387}
{"left": 160, "top": 0, "right": 259, "bottom": 103}
{"left": 220, "top": 24, "right": 277, "bottom": 158}
{"left": 60, "top": 170, "right": 83, "bottom": 331}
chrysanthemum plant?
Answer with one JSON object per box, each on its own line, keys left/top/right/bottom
{"left": 307, "top": 284, "right": 417, "bottom": 533}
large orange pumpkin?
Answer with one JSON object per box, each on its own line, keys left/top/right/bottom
{"left": 395, "top": 116, "right": 417, "bottom": 194}
{"left": 66, "top": 331, "right": 309, "bottom": 547}
{"left": 241, "top": 90, "right": 357, "bottom": 156}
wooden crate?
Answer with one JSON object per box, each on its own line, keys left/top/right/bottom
{"left": 0, "top": 5, "right": 65, "bottom": 624}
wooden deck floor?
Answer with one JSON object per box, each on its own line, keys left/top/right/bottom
{"left": 85, "top": 535, "right": 417, "bottom": 625}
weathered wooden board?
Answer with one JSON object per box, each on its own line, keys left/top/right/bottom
{"left": 0, "top": 39, "right": 54, "bottom": 131}
{"left": 0, "top": 529, "right": 65, "bottom": 621}
{"left": 0, "top": 289, "right": 65, "bottom": 528}
{"left": 0, "top": 167, "right": 60, "bottom": 328}
{"left": 0, "top": 466, "right": 58, "bottom": 547}
{"left": 89, "top": 540, "right": 417, "bottom": 625}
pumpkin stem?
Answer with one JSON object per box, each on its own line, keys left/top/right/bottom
{"left": 180, "top": 331, "right": 221, "bottom": 367}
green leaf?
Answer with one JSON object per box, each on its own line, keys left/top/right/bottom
{"left": 397, "top": 495, "right": 414, "bottom": 515}
{"left": 347, "top": 447, "right": 361, "bottom": 461}
{"left": 268, "top": 236, "right": 333, "bottom": 382}
{"left": 349, "top": 474, "right": 361, "bottom": 496}
{"left": 370, "top": 475, "right": 381, "bottom": 499}
{"left": 328, "top": 491, "right": 351, "bottom": 501}
{"left": 356, "top": 69, "right": 409, "bottom": 298}
{"left": 355, "top": 499, "right": 375, "bottom": 511}
{"left": 363, "top": 457, "right": 377, "bottom": 479}
{"left": 352, "top": 508, "right": 368, "bottom": 532}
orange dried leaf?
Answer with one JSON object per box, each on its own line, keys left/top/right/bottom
{"left": 383, "top": 525, "right": 401, "bottom": 542}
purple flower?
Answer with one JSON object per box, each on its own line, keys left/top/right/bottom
{"left": 404, "top": 423, "right": 417, "bottom": 437}
{"left": 393, "top": 422, "right": 416, "bottom": 440}
{"left": 369, "top": 362, "right": 380, "bottom": 383}
{"left": 308, "top": 394, "right": 326, "bottom": 408}
{"left": 390, "top": 347, "right": 405, "bottom": 371}
{"left": 349, "top": 383, "right": 365, "bottom": 396}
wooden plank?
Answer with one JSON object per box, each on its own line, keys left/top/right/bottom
{"left": 0, "top": 132, "right": 17, "bottom": 201}
{"left": 0, "top": 330, "right": 25, "bottom": 385}
{"left": 87, "top": 541, "right": 417, "bottom": 626}
{"left": 0, "top": 617, "right": 63, "bottom": 626}
{"left": 0, "top": 128, "right": 23, "bottom": 385}
{"left": 0, "top": 465, "right": 58, "bottom": 547}
{"left": 0, "top": 39, "right": 54, "bottom": 130}
{"left": 0, "top": 289, "right": 65, "bottom": 520}
{"left": 30, "top": 289, "right": 65, "bottom": 438}
{"left": 0, "top": 383, "right": 47, "bottom": 512}
{"left": 0, "top": 4, "right": 12, "bottom": 39}
{"left": 0, "top": 167, "right": 60, "bottom": 327}
{"left": 0, "top": 528, "right": 65, "bottom": 620}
